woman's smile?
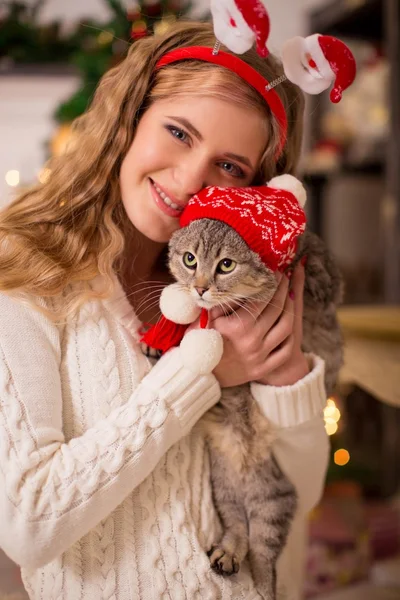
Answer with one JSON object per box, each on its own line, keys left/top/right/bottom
{"left": 149, "top": 178, "right": 184, "bottom": 218}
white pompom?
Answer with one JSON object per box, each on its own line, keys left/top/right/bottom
{"left": 210, "top": 0, "right": 255, "bottom": 55}
{"left": 282, "top": 35, "right": 334, "bottom": 96}
{"left": 160, "top": 283, "right": 201, "bottom": 325}
{"left": 268, "top": 174, "right": 307, "bottom": 208}
{"left": 180, "top": 329, "right": 223, "bottom": 375}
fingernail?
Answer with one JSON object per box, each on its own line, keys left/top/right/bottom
{"left": 289, "top": 289, "right": 295, "bottom": 300}
{"left": 285, "top": 269, "right": 292, "bottom": 279}
{"left": 300, "top": 255, "right": 308, "bottom": 266}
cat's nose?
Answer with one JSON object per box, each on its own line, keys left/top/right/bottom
{"left": 195, "top": 287, "right": 208, "bottom": 297}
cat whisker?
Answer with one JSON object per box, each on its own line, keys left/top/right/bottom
{"left": 135, "top": 294, "right": 162, "bottom": 312}
{"left": 217, "top": 298, "right": 246, "bottom": 329}
{"left": 126, "top": 279, "right": 169, "bottom": 288}
{"left": 216, "top": 299, "right": 233, "bottom": 318}
{"left": 128, "top": 282, "right": 167, "bottom": 290}
{"left": 135, "top": 292, "right": 164, "bottom": 315}
{"left": 265, "top": 299, "right": 299, "bottom": 320}
{"left": 220, "top": 295, "right": 260, "bottom": 322}
{"left": 125, "top": 285, "right": 166, "bottom": 299}
{"left": 136, "top": 300, "right": 162, "bottom": 319}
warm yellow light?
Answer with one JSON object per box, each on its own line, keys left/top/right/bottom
{"left": 98, "top": 30, "right": 114, "bottom": 45}
{"left": 51, "top": 123, "right": 74, "bottom": 157}
{"left": 334, "top": 449, "right": 350, "bottom": 466}
{"left": 325, "top": 422, "right": 338, "bottom": 436}
{"left": 38, "top": 168, "right": 51, "bottom": 184}
{"left": 327, "top": 397, "right": 336, "bottom": 407}
{"left": 5, "top": 170, "right": 20, "bottom": 187}
{"left": 324, "top": 405, "right": 341, "bottom": 422}
{"left": 132, "top": 19, "right": 147, "bottom": 31}
{"left": 154, "top": 15, "right": 177, "bottom": 36}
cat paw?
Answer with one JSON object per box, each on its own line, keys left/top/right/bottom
{"left": 180, "top": 329, "right": 223, "bottom": 375}
{"left": 207, "top": 546, "right": 240, "bottom": 576}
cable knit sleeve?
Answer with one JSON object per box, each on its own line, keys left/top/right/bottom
{"left": 0, "top": 293, "right": 220, "bottom": 570}
{"left": 250, "top": 354, "right": 330, "bottom": 513}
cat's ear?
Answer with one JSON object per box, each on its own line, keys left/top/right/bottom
{"left": 267, "top": 174, "right": 306, "bottom": 208}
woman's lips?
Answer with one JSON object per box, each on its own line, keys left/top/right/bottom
{"left": 149, "top": 179, "right": 183, "bottom": 218}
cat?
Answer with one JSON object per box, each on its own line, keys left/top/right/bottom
{"left": 153, "top": 218, "right": 343, "bottom": 599}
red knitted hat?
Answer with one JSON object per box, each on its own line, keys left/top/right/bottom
{"left": 179, "top": 174, "right": 307, "bottom": 272}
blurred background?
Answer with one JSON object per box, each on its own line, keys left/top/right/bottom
{"left": 0, "top": 0, "right": 399, "bottom": 599}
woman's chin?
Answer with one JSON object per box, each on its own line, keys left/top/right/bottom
{"left": 137, "top": 222, "right": 178, "bottom": 245}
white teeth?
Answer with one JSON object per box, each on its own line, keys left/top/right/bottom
{"left": 153, "top": 182, "right": 182, "bottom": 211}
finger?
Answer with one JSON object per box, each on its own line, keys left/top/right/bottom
{"left": 249, "top": 274, "right": 290, "bottom": 339}
{"left": 261, "top": 289, "right": 294, "bottom": 356}
{"left": 290, "top": 264, "right": 305, "bottom": 343}
{"left": 264, "top": 333, "right": 295, "bottom": 373}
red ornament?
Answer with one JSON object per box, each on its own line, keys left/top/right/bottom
{"left": 167, "top": 0, "right": 181, "bottom": 10}
{"left": 131, "top": 28, "right": 148, "bottom": 39}
{"left": 130, "top": 20, "right": 148, "bottom": 40}
{"left": 143, "top": 2, "right": 162, "bottom": 17}
{"left": 127, "top": 9, "right": 141, "bottom": 21}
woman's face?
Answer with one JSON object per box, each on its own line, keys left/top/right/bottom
{"left": 120, "top": 95, "right": 268, "bottom": 243}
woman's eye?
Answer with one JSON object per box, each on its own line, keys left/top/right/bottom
{"left": 217, "top": 258, "right": 237, "bottom": 274}
{"left": 183, "top": 252, "right": 197, "bottom": 269}
{"left": 219, "top": 161, "right": 244, "bottom": 178}
{"left": 166, "top": 125, "right": 189, "bottom": 144}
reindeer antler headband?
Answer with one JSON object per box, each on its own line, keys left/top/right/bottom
{"left": 156, "top": 0, "right": 357, "bottom": 160}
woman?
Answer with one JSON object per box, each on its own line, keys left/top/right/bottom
{"left": 0, "top": 21, "right": 329, "bottom": 599}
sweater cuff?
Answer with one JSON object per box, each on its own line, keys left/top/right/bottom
{"left": 250, "top": 354, "right": 326, "bottom": 428}
{"left": 140, "top": 347, "right": 221, "bottom": 433}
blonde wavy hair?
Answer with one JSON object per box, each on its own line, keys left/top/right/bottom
{"left": 0, "top": 20, "right": 304, "bottom": 320}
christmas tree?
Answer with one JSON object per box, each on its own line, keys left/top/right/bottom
{"left": 0, "top": 0, "right": 77, "bottom": 66}
{"left": 55, "top": 0, "right": 194, "bottom": 123}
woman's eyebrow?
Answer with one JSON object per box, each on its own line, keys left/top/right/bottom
{"left": 166, "top": 116, "right": 203, "bottom": 141}
{"left": 223, "top": 152, "right": 254, "bottom": 170}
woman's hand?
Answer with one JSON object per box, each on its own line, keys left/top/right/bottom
{"left": 210, "top": 264, "right": 309, "bottom": 388}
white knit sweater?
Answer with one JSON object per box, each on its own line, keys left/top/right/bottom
{"left": 0, "top": 276, "right": 329, "bottom": 600}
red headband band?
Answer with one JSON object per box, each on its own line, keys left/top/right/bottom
{"left": 156, "top": 46, "right": 288, "bottom": 160}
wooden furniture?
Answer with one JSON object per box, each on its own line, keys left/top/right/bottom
{"left": 338, "top": 305, "right": 400, "bottom": 407}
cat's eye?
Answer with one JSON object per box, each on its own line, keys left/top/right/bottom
{"left": 217, "top": 259, "right": 236, "bottom": 274}
{"left": 183, "top": 252, "right": 197, "bottom": 269}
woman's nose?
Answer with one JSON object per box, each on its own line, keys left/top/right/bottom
{"left": 173, "top": 156, "right": 209, "bottom": 199}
